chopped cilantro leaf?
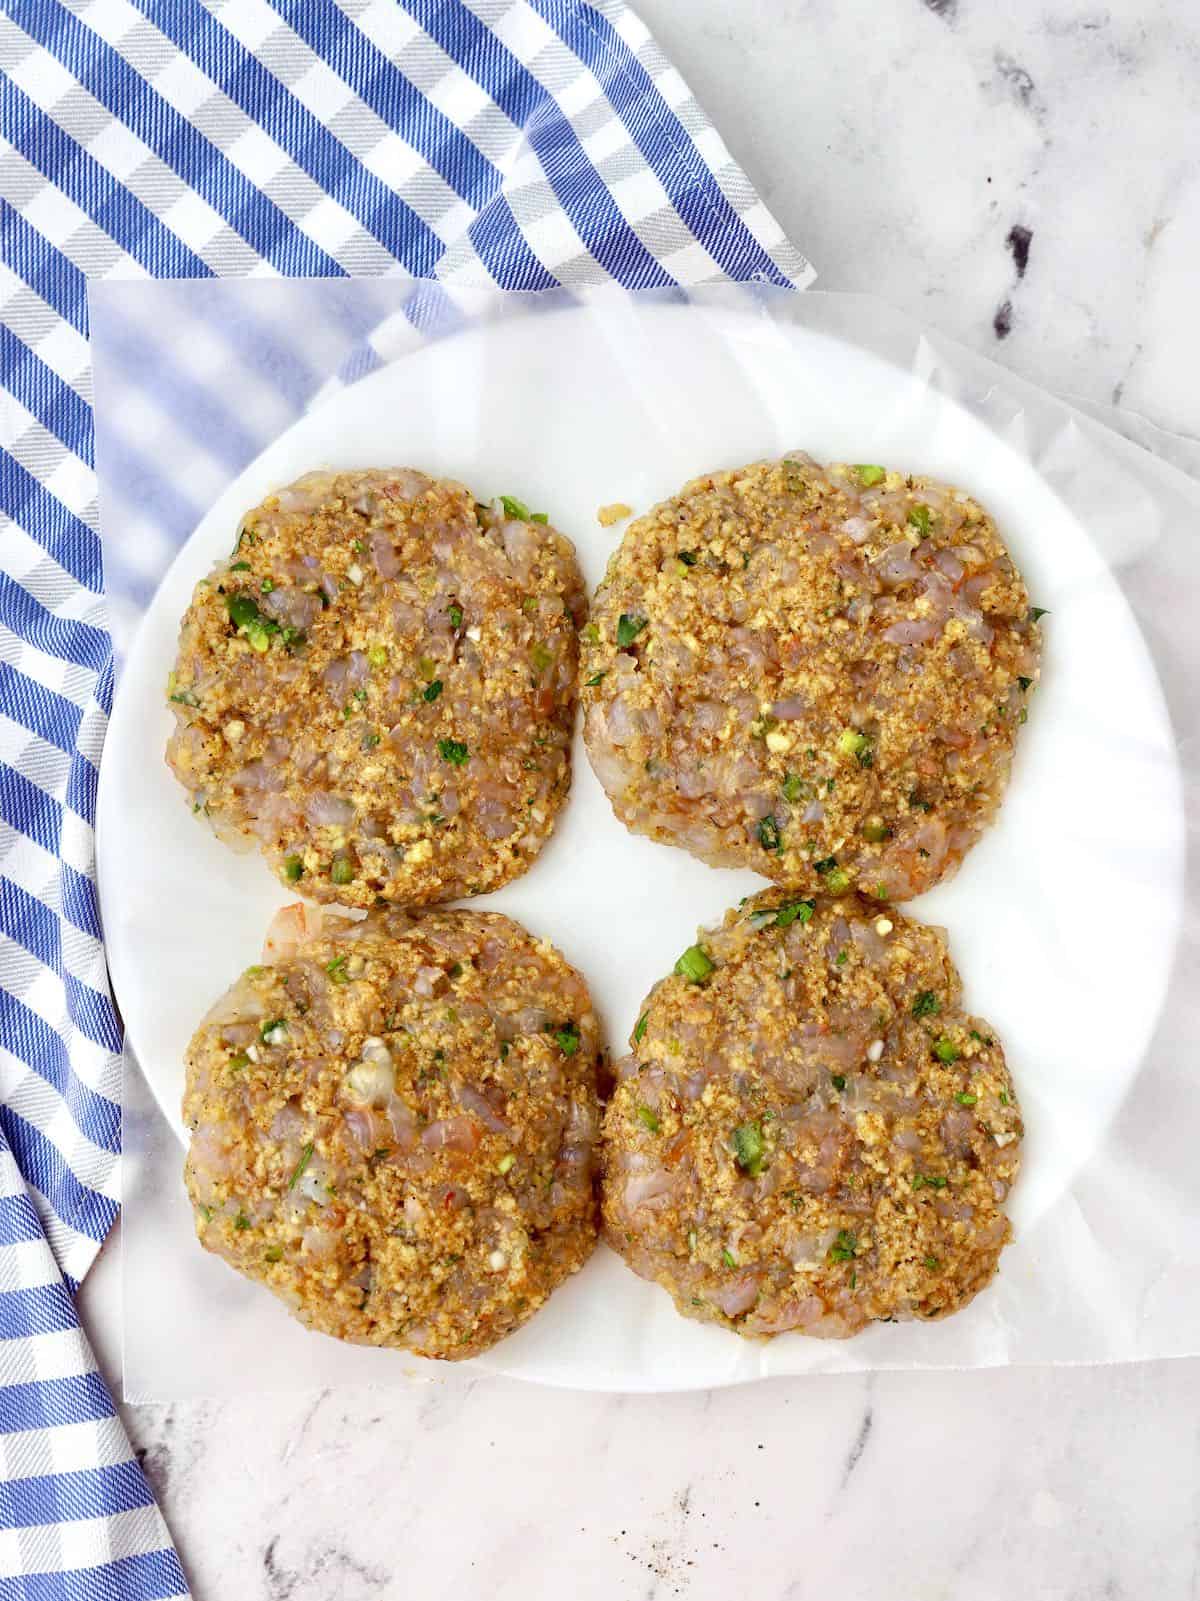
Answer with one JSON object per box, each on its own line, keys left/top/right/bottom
{"left": 773, "top": 899, "right": 815, "bottom": 929}
{"left": 756, "top": 814, "right": 782, "bottom": 853}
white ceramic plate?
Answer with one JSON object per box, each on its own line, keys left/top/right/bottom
{"left": 97, "top": 298, "right": 1183, "bottom": 1389}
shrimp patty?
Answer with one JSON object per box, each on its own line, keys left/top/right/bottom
{"left": 167, "top": 469, "right": 585, "bottom": 908}
{"left": 581, "top": 455, "right": 1042, "bottom": 901}
{"left": 184, "top": 905, "right": 602, "bottom": 1361}
{"left": 602, "top": 890, "right": 1022, "bottom": 1338}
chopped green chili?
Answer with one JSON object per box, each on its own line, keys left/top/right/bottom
{"left": 674, "top": 944, "right": 714, "bottom": 983}
{"left": 732, "top": 1122, "right": 765, "bottom": 1178}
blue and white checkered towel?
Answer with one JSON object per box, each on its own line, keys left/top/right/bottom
{"left": 0, "top": 1, "right": 809, "bottom": 1592}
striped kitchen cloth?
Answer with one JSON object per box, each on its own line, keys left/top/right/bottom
{"left": 0, "top": 0, "right": 810, "bottom": 1593}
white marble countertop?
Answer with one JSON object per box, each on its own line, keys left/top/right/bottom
{"left": 80, "top": 1, "right": 1200, "bottom": 1595}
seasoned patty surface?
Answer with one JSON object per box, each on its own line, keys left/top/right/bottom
{"left": 581, "top": 456, "right": 1042, "bottom": 900}
{"left": 602, "top": 890, "right": 1022, "bottom": 1338}
{"left": 184, "top": 905, "right": 602, "bottom": 1361}
{"left": 167, "top": 469, "right": 584, "bottom": 908}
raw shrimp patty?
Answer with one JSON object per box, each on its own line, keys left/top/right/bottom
{"left": 602, "top": 890, "right": 1022, "bottom": 1338}
{"left": 184, "top": 906, "right": 602, "bottom": 1361}
{"left": 581, "top": 455, "right": 1042, "bottom": 901}
{"left": 167, "top": 469, "right": 585, "bottom": 909}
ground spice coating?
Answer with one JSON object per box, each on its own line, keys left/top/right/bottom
{"left": 167, "top": 468, "right": 585, "bottom": 908}
{"left": 581, "top": 455, "right": 1042, "bottom": 900}
{"left": 602, "top": 890, "right": 1022, "bottom": 1338}
{"left": 184, "top": 905, "right": 602, "bottom": 1361}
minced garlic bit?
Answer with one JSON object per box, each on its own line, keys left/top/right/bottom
{"left": 597, "top": 501, "right": 633, "bottom": 527}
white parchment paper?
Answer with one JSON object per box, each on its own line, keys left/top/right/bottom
{"left": 90, "top": 283, "right": 1200, "bottom": 1398}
